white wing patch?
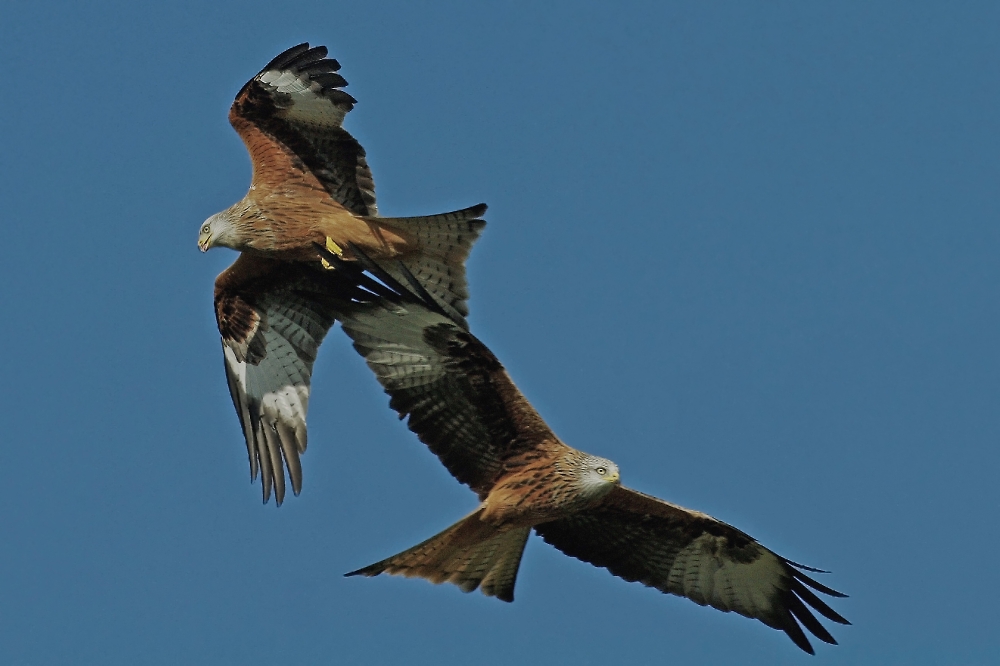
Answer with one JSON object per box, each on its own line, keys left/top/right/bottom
{"left": 246, "top": 327, "right": 310, "bottom": 442}
{"left": 259, "top": 69, "right": 311, "bottom": 94}
{"left": 340, "top": 304, "right": 453, "bottom": 389}
{"left": 668, "top": 533, "right": 783, "bottom": 618}
{"left": 257, "top": 67, "right": 349, "bottom": 127}
{"left": 221, "top": 295, "right": 330, "bottom": 504}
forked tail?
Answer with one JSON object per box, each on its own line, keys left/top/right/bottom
{"left": 365, "top": 203, "right": 486, "bottom": 325}
{"left": 346, "top": 508, "right": 530, "bottom": 602}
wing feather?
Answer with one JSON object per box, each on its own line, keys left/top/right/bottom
{"left": 336, "top": 295, "right": 557, "bottom": 497}
{"left": 230, "top": 43, "right": 377, "bottom": 216}
{"left": 214, "top": 256, "right": 353, "bottom": 504}
{"left": 534, "top": 486, "right": 848, "bottom": 654}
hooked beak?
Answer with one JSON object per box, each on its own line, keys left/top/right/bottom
{"left": 198, "top": 235, "right": 211, "bottom": 252}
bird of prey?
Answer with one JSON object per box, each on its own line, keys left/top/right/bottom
{"left": 319, "top": 245, "right": 849, "bottom": 654}
{"left": 201, "top": 44, "right": 485, "bottom": 504}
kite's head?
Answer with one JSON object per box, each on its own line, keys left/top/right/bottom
{"left": 578, "top": 454, "right": 621, "bottom": 500}
{"left": 198, "top": 215, "right": 217, "bottom": 252}
{"left": 198, "top": 211, "right": 235, "bottom": 252}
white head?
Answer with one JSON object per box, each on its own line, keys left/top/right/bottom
{"left": 197, "top": 209, "right": 239, "bottom": 252}
{"left": 576, "top": 453, "right": 621, "bottom": 501}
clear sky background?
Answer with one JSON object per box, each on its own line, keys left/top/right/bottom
{"left": 1, "top": 2, "right": 997, "bottom": 664}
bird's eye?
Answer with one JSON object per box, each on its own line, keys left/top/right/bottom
{"left": 202, "top": 224, "right": 211, "bottom": 234}
{"left": 596, "top": 467, "right": 607, "bottom": 475}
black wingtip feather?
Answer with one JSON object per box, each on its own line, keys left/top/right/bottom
{"left": 264, "top": 43, "right": 310, "bottom": 71}
{"left": 394, "top": 260, "right": 455, "bottom": 321}
{"left": 782, "top": 617, "right": 816, "bottom": 655}
{"left": 344, "top": 563, "right": 385, "bottom": 578}
{"left": 301, "top": 58, "right": 342, "bottom": 75}
{"left": 345, "top": 242, "right": 461, "bottom": 325}
{"left": 294, "top": 46, "right": 329, "bottom": 70}
{"left": 792, "top": 580, "right": 851, "bottom": 625}
{"left": 784, "top": 558, "right": 830, "bottom": 574}
{"left": 312, "top": 242, "right": 405, "bottom": 303}
{"left": 793, "top": 568, "right": 849, "bottom": 599}
{"left": 787, "top": 594, "right": 837, "bottom": 646}
{"left": 311, "top": 72, "right": 349, "bottom": 90}
{"left": 343, "top": 242, "right": 417, "bottom": 299}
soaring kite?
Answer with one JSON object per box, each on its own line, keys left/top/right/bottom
{"left": 320, "top": 246, "right": 849, "bottom": 654}
{"left": 200, "top": 44, "right": 485, "bottom": 504}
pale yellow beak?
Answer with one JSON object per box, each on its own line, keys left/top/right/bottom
{"left": 198, "top": 234, "right": 212, "bottom": 252}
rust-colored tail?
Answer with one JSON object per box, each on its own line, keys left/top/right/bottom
{"left": 366, "top": 203, "right": 486, "bottom": 324}
{"left": 346, "top": 508, "right": 530, "bottom": 602}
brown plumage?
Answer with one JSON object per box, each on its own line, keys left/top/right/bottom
{"left": 323, "top": 247, "right": 849, "bottom": 654}
{"left": 202, "top": 44, "right": 486, "bottom": 504}
{"left": 201, "top": 43, "right": 486, "bottom": 320}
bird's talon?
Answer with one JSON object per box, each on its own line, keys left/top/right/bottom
{"left": 321, "top": 237, "right": 344, "bottom": 269}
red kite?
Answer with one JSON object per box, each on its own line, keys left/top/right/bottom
{"left": 201, "top": 44, "right": 485, "bottom": 504}
{"left": 323, "top": 248, "right": 848, "bottom": 654}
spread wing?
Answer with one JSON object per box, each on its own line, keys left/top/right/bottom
{"left": 534, "top": 486, "right": 849, "bottom": 654}
{"left": 214, "top": 254, "right": 360, "bottom": 504}
{"left": 229, "top": 43, "right": 377, "bottom": 216}
{"left": 332, "top": 259, "right": 559, "bottom": 497}
{"left": 325, "top": 249, "right": 847, "bottom": 651}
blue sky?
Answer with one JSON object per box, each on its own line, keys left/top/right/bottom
{"left": 1, "top": 1, "right": 998, "bottom": 664}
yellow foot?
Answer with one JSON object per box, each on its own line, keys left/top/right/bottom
{"left": 320, "top": 237, "right": 345, "bottom": 270}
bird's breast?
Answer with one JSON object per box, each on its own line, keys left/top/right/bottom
{"left": 480, "top": 465, "right": 583, "bottom": 528}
